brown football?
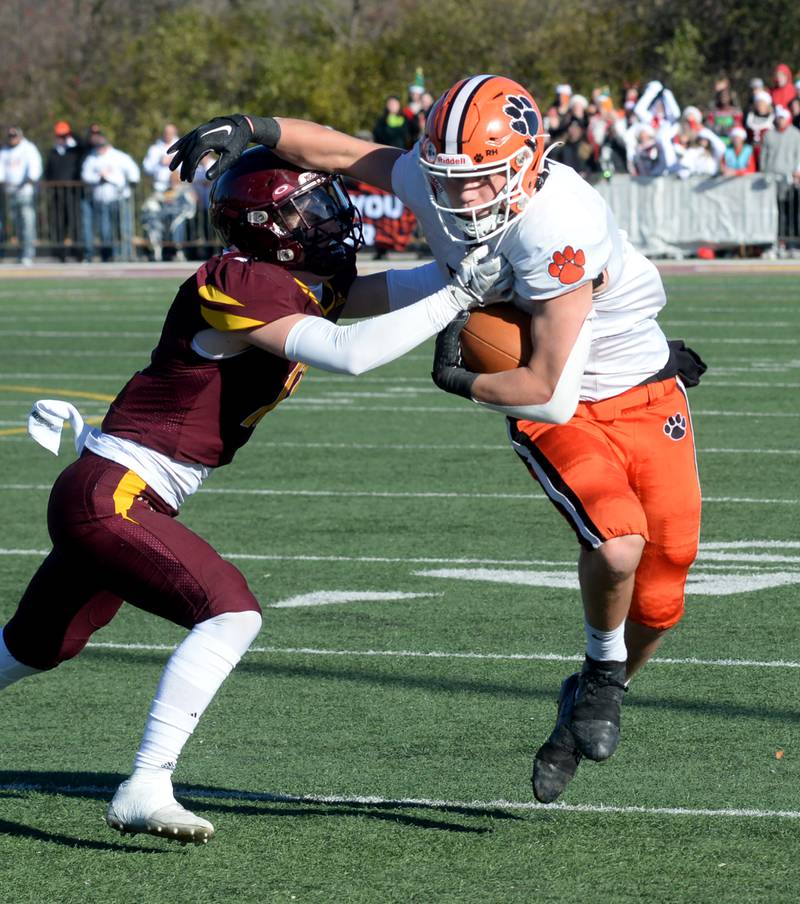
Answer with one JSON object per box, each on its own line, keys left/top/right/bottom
{"left": 460, "top": 303, "right": 532, "bottom": 373}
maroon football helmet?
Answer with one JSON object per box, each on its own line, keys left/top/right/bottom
{"left": 209, "top": 147, "right": 363, "bottom": 275}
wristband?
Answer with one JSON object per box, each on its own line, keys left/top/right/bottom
{"left": 247, "top": 116, "right": 281, "bottom": 149}
{"left": 432, "top": 365, "right": 478, "bottom": 400}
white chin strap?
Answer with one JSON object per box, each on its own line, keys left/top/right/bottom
{"left": 455, "top": 206, "right": 504, "bottom": 242}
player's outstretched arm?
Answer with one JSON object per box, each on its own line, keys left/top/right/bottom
{"left": 275, "top": 118, "right": 402, "bottom": 192}
{"left": 244, "top": 247, "right": 513, "bottom": 376}
{"left": 169, "top": 113, "right": 402, "bottom": 191}
{"left": 343, "top": 261, "right": 447, "bottom": 318}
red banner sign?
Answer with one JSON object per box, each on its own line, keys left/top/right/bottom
{"left": 346, "top": 180, "right": 418, "bottom": 252}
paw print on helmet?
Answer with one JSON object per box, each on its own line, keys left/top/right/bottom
{"left": 663, "top": 412, "right": 687, "bottom": 441}
{"left": 503, "top": 95, "right": 540, "bottom": 137}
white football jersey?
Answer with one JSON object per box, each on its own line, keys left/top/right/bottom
{"left": 392, "top": 148, "right": 670, "bottom": 401}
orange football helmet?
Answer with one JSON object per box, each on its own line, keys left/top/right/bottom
{"left": 419, "top": 74, "right": 547, "bottom": 243}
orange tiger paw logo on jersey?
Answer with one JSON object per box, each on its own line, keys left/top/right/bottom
{"left": 548, "top": 246, "right": 586, "bottom": 285}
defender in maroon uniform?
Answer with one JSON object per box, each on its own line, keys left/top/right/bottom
{"left": 1, "top": 147, "right": 513, "bottom": 844}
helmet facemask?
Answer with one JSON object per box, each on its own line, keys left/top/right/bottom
{"left": 247, "top": 173, "right": 364, "bottom": 275}
{"left": 421, "top": 145, "right": 537, "bottom": 244}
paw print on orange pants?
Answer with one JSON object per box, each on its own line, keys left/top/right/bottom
{"left": 548, "top": 246, "right": 586, "bottom": 285}
{"left": 663, "top": 412, "right": 686, "bottom": 441}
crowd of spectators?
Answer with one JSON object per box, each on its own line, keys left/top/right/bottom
{"left": 541, "top": 66, "right": 800, "bottom": 186}
{"left": 369, "top": 65, "right": 800, "bottom": 254}
{"left": 1, "top": 62, "right": 800, "bottom": 263}
{"left": 366, "top": 64, "right": 800, "bottom": 188}
{"left": 0, "top": 120, "right": 213, "bottom": 264}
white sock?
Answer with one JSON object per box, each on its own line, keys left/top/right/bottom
{"left": 131, "top": 610, "right": 262, "bottom": 779}
{"left": 584, "top": 618, "right": 627, "bottom": 663}
{"left": 0, "top": 628, "right": 42, "bottom": 690}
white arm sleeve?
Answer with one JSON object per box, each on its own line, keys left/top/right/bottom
{"left": 473, "top": 316, "right": 592, "bottom": 424}
{"left": 385, "top": 261, "right": 448, "bottom": 311}
{"left": 634, "top": 80, "right": 662, "bottom": 124}
{"left": 661, "top": 88, "right": 681, "bottom": 123}
{"left": 283, "top": 286, "right": 462, "bottom": 376}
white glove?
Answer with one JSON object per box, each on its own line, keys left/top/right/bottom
{"left": 447, "top": 245, "right": 514, "bottom": 310}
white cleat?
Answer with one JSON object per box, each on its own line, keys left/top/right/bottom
{"left": 106, "top": 777, "right": 214, "bottom": 845}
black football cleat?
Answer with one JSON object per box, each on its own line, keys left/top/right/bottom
{"left": 532, "top": 672, "right": 583, "bottom": 803}
{"left": 569, "top": 656, "right": 628, "bottom": 762}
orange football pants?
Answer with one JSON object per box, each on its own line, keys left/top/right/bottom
{"left": 507, "top": 377, "right": 701, "bottom": 630}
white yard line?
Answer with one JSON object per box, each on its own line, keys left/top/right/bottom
{"left": 2, "top": 368, "right": 799, "bottom": 386}
{"left": 0, "top": 483, "right": 796, "bottom": 504}
{"left": 0, "top": 330, "right": 158, "bottom": 338}
{"left": 0, "top": 433, "right": 798, "bottom": 455}
{"left": 2, "top": 543, "right": 797, "bottom": 564}
{"left": 0, "top": 372, "right": 126, "bottom": 380}
{"left": 700, "top": 381, "right": 800, "bottom": 389}
{"left": 0, "top": 396, "right": 797, "bottom": 418}
{"left": 0, "top": 548, "right": 578, "bottom": 566}
{"left": 1, "top": 781, "right": 798, "bottom": 820}
{"left": 81, "top": 642, "right": 800, "bottom": 670}
{"left": 662, "top": 320, "right": 797, "bottom": 328}
{"left": 246, "top": 441, "right": 800, "bottom": 456}
{"left": 669, "top": 339, "right": 797, "bottom": 347}
{"left": 9, "top": 330, "right": 790, "bottom": 344}
{"left": 0, "top": 483, "right": 797, "bottom": 504}
{"left": 699, "top": 448, "right": 800, "bottom": 455}
{"left": 701, "top": 540, "right": 800, "bottom": 549}
{"left": 269, "top": 591, "right": 442, "bottom": 609}
{"left": 4, "top": 350, "right": 152, "bottom": 358}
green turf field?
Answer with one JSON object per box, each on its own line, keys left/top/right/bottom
{"left": 0, "top": 272, "right": 798, "bottom": 903}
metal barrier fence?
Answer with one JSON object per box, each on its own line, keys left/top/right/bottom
{"left": 591, "top": 172, "right": 788, "bottom": 258}
{"left": 1, "top": 177, "right": 799, "bottom": 261}
{"left": 0, "top": 181, "right": 218, "bottom": 262}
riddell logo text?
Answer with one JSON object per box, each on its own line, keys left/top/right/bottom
{"left": 436, "top": 155, "right": 471, "bottom": 166}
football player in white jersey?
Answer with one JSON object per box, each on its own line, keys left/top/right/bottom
{"left": 170, "top": 74, "right": 705, "bottom": 803}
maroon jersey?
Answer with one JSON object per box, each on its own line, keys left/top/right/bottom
{"left": 102, "top": 252, "right": 356, "bottom": 466}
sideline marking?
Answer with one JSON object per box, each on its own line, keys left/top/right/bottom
{"left": 80, "top": 642, "right": 800, "bottom": 670}
{"left": 2, "top": 369, "right": 799, "bottom": 391}
{"left": 663, "top": 320, "right": 797, "bottom": 328}
{"left": 1, "top": 544, "right": 798, "bottom": 566}
{"left": 269, "top": 590, "right": 441, "bottom": 609}
{"left": 0, "top": 330, "right": 157, "bottom": 338}
{"left": 413, "top": 567, "right": 800, "bottom": 596}
{"left": 0, "top": 380, "right": 798, "bottom": 418}
{"left": 0, "top": 328, "right": 797, "bottom": 346}
{"left": 0, "top": 384, "right": 115, "bottom": 402}
{"left": 0, "top": 484, "right": 797, "bottom": 504}
{"left": 0, "top": 433, "right": 798, "bottom": 456}
{"left": 2, "top": 782, "right": 799, "bottom": 820}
